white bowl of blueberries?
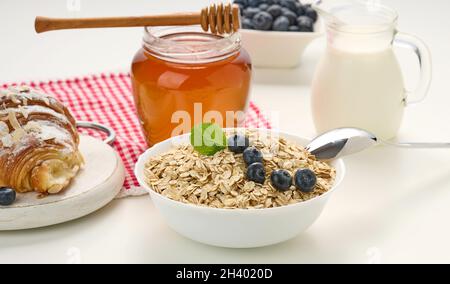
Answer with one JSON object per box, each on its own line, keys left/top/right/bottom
{"left": 236, "top": 0, "right": 323, "bottom": 68}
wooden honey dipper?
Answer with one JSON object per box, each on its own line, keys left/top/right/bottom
{"left": 35, "top": 3, "right": 240, "bottom": 35}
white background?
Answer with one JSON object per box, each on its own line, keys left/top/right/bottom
{"left": 1, "top": 0, "right": 450, "bottom": 263}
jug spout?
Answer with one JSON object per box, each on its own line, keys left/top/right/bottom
{"left": 312, "top": 0, "right": 398, "bottom": 34}
{"left": 311, "top": 0, "right": 347, "bottom": 26}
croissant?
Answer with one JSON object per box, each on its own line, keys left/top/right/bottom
{"left": 0, "top": 85, "right": 83, "bottom": 194}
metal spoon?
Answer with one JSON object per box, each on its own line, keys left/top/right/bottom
{"left": 306, "top": 127, "right": 450, "bottom": 160}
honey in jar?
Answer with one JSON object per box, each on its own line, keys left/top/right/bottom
{"left": 131, "top": 26, "right": 252, "bottom": 146}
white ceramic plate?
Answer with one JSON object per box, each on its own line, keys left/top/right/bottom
{"left": 0, "top": 135, "right": 125, "bottom": 231}
{"left": 135, "top": 129, "right": 345, "bottom": 248}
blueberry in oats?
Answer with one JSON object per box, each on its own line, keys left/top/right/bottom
{"left": 247, "top": 162, "right": 266, "bottom": 184}
{"left": 243, "top": 147, "right": 264, "bottom": 166}
{"left": 270, "top": 170, "right": 292, "bottom": 191}
{"left": 294, "top": 169, "right": 317, "bottom": 193}
{"left": 228, "top": 134, "right": 250, "bottom": 154}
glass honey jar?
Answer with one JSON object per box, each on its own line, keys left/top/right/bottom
{"left": 131, "top": 26, "right": 252, "bottom": 146}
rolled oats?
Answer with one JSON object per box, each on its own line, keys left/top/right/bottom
{"left": 144, "top": 131, "right": 336, "bottom": 209}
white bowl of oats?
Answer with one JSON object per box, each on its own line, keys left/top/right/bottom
{"left": 135, "top": 128, "right": 344, "bottom": 248}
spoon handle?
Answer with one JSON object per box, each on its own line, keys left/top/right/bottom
{"left": 383, "top": 141, "right": 450, "bottom": 149}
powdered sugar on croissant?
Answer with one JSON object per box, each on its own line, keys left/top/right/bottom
{"left": 0, "top": 86, "right": 83, "bottom": 194}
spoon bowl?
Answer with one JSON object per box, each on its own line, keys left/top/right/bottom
{"left": 306, "top": 128, "right": 377, "bottom": 160}
{"left": 307, "top": 127, "right": 450, "bottom": 161}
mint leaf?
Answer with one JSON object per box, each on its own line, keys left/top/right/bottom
{"left": 190, "top": 123, "right": 227, "bottom": 156}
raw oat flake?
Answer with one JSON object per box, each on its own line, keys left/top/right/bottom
{"left": 144, "top": 131, "right": 336, "bottom": 209}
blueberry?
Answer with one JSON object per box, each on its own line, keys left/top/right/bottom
{"left": 242, "top": 18, "right": 255, "bottom": 29}
{"left": 294, "top": 169, "right": 317, "bottom": 192}
{"left": 259, "top": 3, "right": 269, "bottom": 11}
{"left": 272, "top": 16, "right": 290, "bottom": 31}
{"left": 252, "top": 11, "right": 273, "bottom": 30}
{"left": 288, "top": 25, "right": 300, "bottom": 32}
{"left": 270, "top": 170, "right": 293, "bottom": 191}
{"left": 304, "top": 6, "right": 318, "bottom": 22}
{"left": 0, "top": 187, "right": 16, "bottom": 206}
{"left": 244, "top": 7, "right": 261, "bottom": 19}
{"left": 279, "top": 0, "right": 298, "bottom": 12}
{"left": 295, "top": 2, "right": 305, "bottom": 16}
{"left": 297, "top": 15, "right": 314, "bottom": 31}
{"left": 243, "top": 147, "right": 263, "bottom": 166}
{"left": 227, "top": 134, "right": 250, "bottom": 153}
{"left": 281, "top": 8, "right": 297, "bottom": 25}
{"left": 234, "top": 0, "right": 249, "bottom": 7}
{"left": 267, "top": 4, "right": 283, "bottom": 18}
{"left": 246, "top": 163, "right": 266, "bottom": 184}
{"left": 248, "top": 0, "right": 263, "bottom": 7}
{"left": 238, "top": 4, "right": 246, "bottom": 15}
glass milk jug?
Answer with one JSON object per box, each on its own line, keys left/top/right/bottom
{"left": 311, "top": 1, "right": 432, "bottom": 140}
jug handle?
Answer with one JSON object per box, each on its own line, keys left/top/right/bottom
{"left": 394, "top": 31, "right": 432, "bottom": 106}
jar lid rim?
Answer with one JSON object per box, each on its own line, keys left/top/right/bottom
{"left": 142, "top": 26, "right": 241, "bottom": 64}
{"left": 144, "top": 26, "right": 240, "bottom": 45}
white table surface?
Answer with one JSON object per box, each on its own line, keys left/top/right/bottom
{"left": 1, "top": 0, "right": 450, "bottom": 264}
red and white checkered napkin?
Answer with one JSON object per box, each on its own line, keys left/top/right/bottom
{"left": 1, "top": 73, "right": 272, "bottom": 197}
